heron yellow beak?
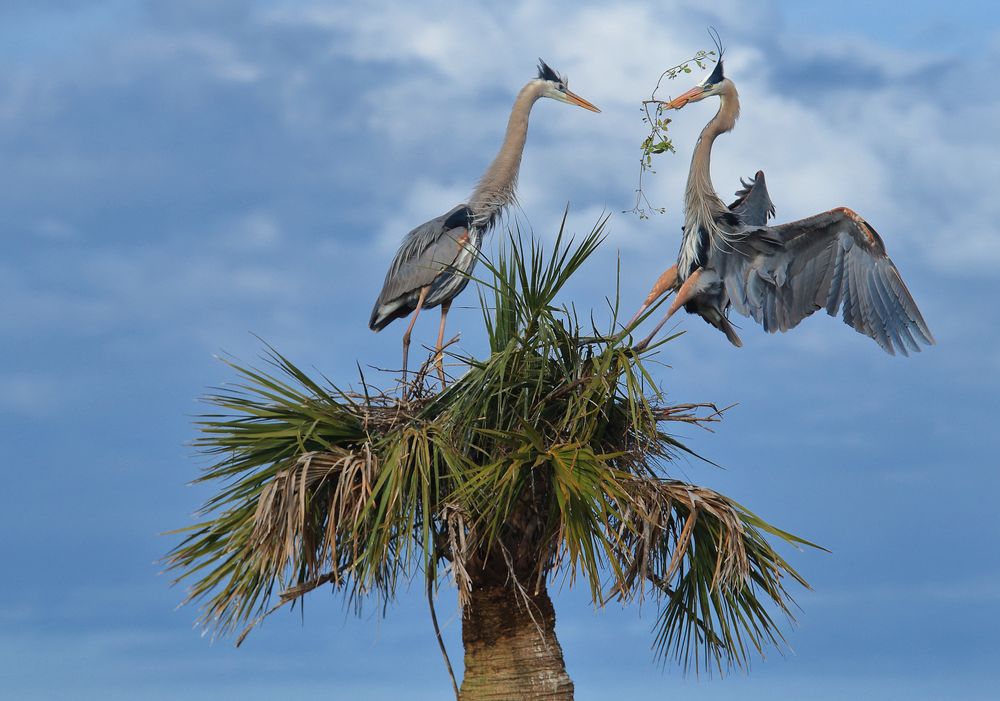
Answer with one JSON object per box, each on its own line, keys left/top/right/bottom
{"left": 664, "top": 85, "right": 708, "bottom": 110}
{"left": 563, "top": 89, "right": 601, "bottom": 113}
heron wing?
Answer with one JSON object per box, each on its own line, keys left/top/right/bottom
{"left": 369, "top": 205, "right": 474, "bottom": 330}
{"left": 728, "top": 170, "right": 775, "bottom": 226}
{"left": 723, "top": 208, "right": 934, "bottom": 356}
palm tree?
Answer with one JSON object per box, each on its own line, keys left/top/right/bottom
{"left": 166, "top": 217, "right": 816, "bottom": 700}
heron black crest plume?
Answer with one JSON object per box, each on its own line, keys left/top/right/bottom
{"left": 705, "top": 27, "right": 725, "bottom": 84}
{"left": 708, "top": 27, "right": 724, "bottom": 55}
{"left": 537, "top": 58, "right": 565, "bottom": 84}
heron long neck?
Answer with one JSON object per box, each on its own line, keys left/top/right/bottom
{"left": 686, "top": 83, "right": 740, "bottom": 218}
{"left": 678, "top": 82, "right": 740, "bottom": 279}
{"left": 468, "top": 81, "right": 543, "bottom": 230}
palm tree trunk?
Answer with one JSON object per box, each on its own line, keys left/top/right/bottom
{"left": 459, "top": 582, "right": 574, "bottom": 700}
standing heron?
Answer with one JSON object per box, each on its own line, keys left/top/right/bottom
{"left": 370, "top": 60, "right": 600, "bottom": 381}
{"left": 630, "top": 46, "right": 934, "bottom": 356}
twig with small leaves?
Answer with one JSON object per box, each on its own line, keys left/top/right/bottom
{"left": 626, "top": 50, "right": 716, "bottom": 219}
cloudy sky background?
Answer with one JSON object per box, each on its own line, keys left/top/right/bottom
{"left": 3, "top": 1, "right": 999, "bottom": 698}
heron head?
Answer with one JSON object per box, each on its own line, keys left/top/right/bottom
{"left": 536, "top": 59, "right": 601, "bottom": 113}
{"left": 663, "top": 58, "right": 729, "bottom": 110}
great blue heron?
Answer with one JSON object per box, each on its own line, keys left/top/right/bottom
{"left": 630, "top": 48, "right": 934, "bottom": 356}
{"left": 370, "top": 60, "right": 600, "bottom": 381}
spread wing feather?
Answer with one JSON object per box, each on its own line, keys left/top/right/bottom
{"left": 728, "top": 170, "right": 776, "bottom": 227}
{"left": 723, "top": 208, "right": 934, "bottom": 355}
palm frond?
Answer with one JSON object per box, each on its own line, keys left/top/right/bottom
{"left": 165, "top": 216, "right": 819, "bottom": 672}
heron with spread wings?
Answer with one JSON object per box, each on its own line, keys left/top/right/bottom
{"left": 370, "top": 61, "right": 600, "bottom": 381}
{"left": 630, "top": 47, "right": 934, "bottom": 356}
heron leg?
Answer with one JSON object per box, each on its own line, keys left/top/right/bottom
{"left": 633, "top": 268, "right": 702, "bottom": 352}
{"left": 434, "top": 300, "right": 451, "bottom": 385}
{"left": 626, "top": 264, "right": 678, "bottom": 328}
{"left": 402, "top": 285, "right": 430, "bottom": 382}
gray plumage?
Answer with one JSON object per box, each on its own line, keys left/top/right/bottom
{"left": 728, "top": 170, "right": 775, "bottom": 227}
{"left": 369, "top": 60, "right": 600, "bottom": 380}
{"left": 634, "top": 56, "right": 933, "bottom": 356}
{"left": 693, "top": 208, "right": 934, "bottom": 355}
{"left": 369, "top": 205, "right": 476, "bottom": 331}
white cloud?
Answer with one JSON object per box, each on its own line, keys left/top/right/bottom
{"left": 33, "top": 216, "right": 79, "bottom": 240}
{"left": 1, "top": 0, "right": 994, "bottom": 363}
{"left": 0, "top": 372, "right": 67, "bottom": 417}
{"left": 261, "top": 0, "right": 1000, "bottom": 279}
{"left": 121, "top": 32, "right": 260, "bottom": 83}
{"left": 216, "top": 210, "right": 284, "bottom": 250}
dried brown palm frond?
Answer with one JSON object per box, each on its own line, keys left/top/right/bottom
{"left": 165, "top": 219, "right": 820, "bottom": 673}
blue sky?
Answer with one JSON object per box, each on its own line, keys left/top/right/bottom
{"left": 2, "top": 1, "right": 999, "bottom": 699}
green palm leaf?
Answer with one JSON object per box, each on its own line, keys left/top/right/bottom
{"left": 166, "top": 216, "right": 819, "bottom": 671}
